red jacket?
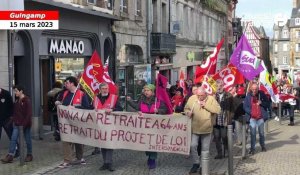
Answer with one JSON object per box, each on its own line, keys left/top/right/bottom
{"left": 13, "top": 96, "right": 32, "bottom": 128}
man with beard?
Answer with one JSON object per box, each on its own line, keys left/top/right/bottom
{"left": 94, "top": 83, "right": 122, "bottom": 171}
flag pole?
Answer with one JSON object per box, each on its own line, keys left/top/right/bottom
{"left": 154, "top": 72, "right": 158, "bottom": 112}
{"left": 69, "top": 84, "right": 80, "bottom": 106}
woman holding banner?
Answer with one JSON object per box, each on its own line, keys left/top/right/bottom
{"left": 127, "top": 84, "right": 168, "bottom": 169}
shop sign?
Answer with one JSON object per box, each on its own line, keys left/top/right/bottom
{"left": 49, "top": 39, "right": 84, "bottom": 54}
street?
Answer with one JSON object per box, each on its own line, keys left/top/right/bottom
{"left": 0, "top": 117, "right": 299, "bottom": 175}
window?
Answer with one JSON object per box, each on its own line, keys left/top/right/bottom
{"left": 120, "top": 0, "right": 128, "bottom": 13}
{"left": 296, "top": 57, "right": 300, "bottom": 66}
{"left": 274, "top": 31, "right": 279, "bottom": 39}
{"left": 296, "top": 18, "right": 300, "bottom": 26}
{"left": 135, "top": 0, "right": 141, "bottom": 16}
{"left": 282, "top": 30, "right": 288, "bottom": 38}
{"left": 296, "top": 43, "right": 300, "bottom": 52}
{"left": 274, "top": 43, "right": 278, "bottom": 52}
{"left": 87, "top": 0, "right": 96, "bottom": 4}
{"left": 283, "top": 56, "right": 288, "bottom": 64}
{"left": 296, "top": 31, "right": 300, "bottom": 38}
{"left": 283, "top": 43, "right": 288, "bottom": 51}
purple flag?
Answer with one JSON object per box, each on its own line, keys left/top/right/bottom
{"left": 156, "top": 73, "right": 173, "bottom": 114}
{"left": 230, "top": 35, "right": 264, "bottom": 80}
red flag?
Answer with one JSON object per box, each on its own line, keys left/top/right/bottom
{"left": 194, "top": 38, "right": 224, "bottom": 83}
{"left": 79, "top": 51, "right": 104, "bottom": 98}
{"left": 179, "top": 70, "right": 187, "bottom": 96}
{"left": 279, "top": 93, "right": 297, "bottom": 101}
{"left": 102, "top": 57, "right": 118, "bottom": 94}
{"left": 212, "top": 63, "right": 244, "bottom": 92}
{"left": 156, "top": 73, "right": 173, "bottom": 114}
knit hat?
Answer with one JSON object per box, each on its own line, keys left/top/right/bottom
{"left": 144, "top": 84, "right": 156, "bottom": 92}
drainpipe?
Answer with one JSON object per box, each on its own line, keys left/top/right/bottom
{"left": 147, "top": 0, "right": 153, "bottom": 83}
{"left": 8, "top": 30, "right": 14, "bottom": 94}
{"left": 146, "top": 0, "right": 152, "bottom": 64}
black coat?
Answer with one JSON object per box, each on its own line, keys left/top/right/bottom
{"left": 0, "top": 88, "right": 13, "bottom": 125}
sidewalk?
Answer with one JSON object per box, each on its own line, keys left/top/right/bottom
{"left": 234, "top": 116, "right": 300, "bottom": 175}
{"left": 0, "top": 116, "right": 298, "bottom": 175}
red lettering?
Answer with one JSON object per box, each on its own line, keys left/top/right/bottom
{"left": 110, "top": 130, "right": 118, "bottom": 141}
{"left": 139, "top": 133, "right": 145, "bottom": 144}
{"left": 96, "top": 113, "right": 105, "bottom": 124}
{"left": 104, "top": 113, "right": 111, "bottom": 125}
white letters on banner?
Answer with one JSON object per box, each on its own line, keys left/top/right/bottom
{"left": 57, "top": 105, "right": 191, "bottom": 155}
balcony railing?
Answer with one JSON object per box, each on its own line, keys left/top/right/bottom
{"left": 151, "top": 33, "right": 176, "bottom": 55}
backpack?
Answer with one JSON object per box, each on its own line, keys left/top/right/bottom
{"left": 47, "top": 91, "right": 61, "bottom": 112}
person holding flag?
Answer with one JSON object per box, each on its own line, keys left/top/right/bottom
{"left": 94, "top": 82, "right": 123, "bottom": 171}
{"left": 126, "top": 84, "right": 168, "bottom": 169}
{"left": 243, "top": 83, "right": 269, "bottom": 155}
{"left": 55, "top": 76, "right": 91, "bottom": 168}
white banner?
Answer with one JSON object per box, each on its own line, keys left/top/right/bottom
{"left": 57, "top": 105, "right": 191, "bottom": 155}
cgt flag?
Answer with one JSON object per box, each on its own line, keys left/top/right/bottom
{"left": 103, "top": 57, "right": 118, "bottom": 94}
{"left": 212, "top": 63, "right": 244, "bottom": 92}
{"left": 79, "top": 51, "right": 104, "bottom": 99}
{"left": 194, "top": 38, "right": 224, "bottom": 83}
{"left": 156, "top": 73, "right": 173, "bottom": 114}
{"left": 230, "top": 35, "right": 264, "bottom": 80}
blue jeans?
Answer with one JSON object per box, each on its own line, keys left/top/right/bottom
{"left": 249, "top": 118, "right": 265, "bottom": 150}
{"left": 9, "top": 125, "right": 32, "bottom": 155}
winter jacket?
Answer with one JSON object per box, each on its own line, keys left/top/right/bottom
{"left": 184, "top": 95, "right": 221, "bottom": 134}
{"left": 215, "top": 92, "right": 235, "bottom": 127}
{"left": 12, "top": 96, "right": 32, "bottom": 128}
{"left": 243, "top": 90, "right": 270, "bottom": 121}
{"left": 127, "top": 95, "right": 168, "bottom": 115}
{"left": 0, "top": 88, "right": 13, "bottom": 125}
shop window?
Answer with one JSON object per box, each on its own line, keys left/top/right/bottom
{"left": 55, "top": 58, "right": 85, "bottom": 83}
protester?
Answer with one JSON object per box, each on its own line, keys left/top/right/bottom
{"left": 213, "top": 81, "right": 234, "bottom": 159}
{"left": 232, "top": 85, "right": 246, "bottom": 145}
{"left": 184, "top": 86, "right": 221, "bottom": 173}
{"left": 47, "top": 81, "right": 63, "bottom": 141}
{"left": 0, "top": 87, "right": 16, "bottom": 154}
{"left": 1, "top": 85, "right": 32, "bottom": 163}
{"left": 55, "top": 76, "right": 91, "bottom": 168}
{"left": 127, "top": 84, "right": 167, "bottom": 169}
{"left": 94, "top": 83, "right": 122, "bottom": 171}
{"left": 287, "top": 86, "right": 297, "bottom": 126}
{"left": 243, "top": 83, "right": 269, "bottom": 155}
{"left": 171, "top": 88, "right": 184, "bottom": 112}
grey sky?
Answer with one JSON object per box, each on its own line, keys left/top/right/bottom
{"left": 236, "top": 0, "right": 293, "bottom": 37}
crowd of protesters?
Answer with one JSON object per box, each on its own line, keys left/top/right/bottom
{"left": 0, "top": 74, "right": 299, "bottom": 175}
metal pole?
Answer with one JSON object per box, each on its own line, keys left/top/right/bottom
{"left": 242, "top": 116, "right": 246, "bottom": 159}
{"left": 8, "top": 30, "right": 14, "bottom": 94}
{"left": 227, "top": 124, "right": 234, "bottom": 175}
{"left": 279, "top": 102, "right": 282, "bottom": 125}
{"left": 265, "top": 118, "right": 269, "bottom": 133}
{"left": 19, "top": 126, "right": 25, "bottom": 166}
{"left": 201, "top": 150, "right": 210, "bottom": 175}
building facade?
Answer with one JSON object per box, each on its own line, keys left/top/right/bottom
{"left": 11, "top": 0, "right": 117, "bottom": 138}
{"left": 112, "top": 0, "right": 149, "bottom": 108}
{"left": 272, "top": 21, "right": 290, "bottom": 72}
{"left": 170, "top": 0, "right": 229, "bottom": 84}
